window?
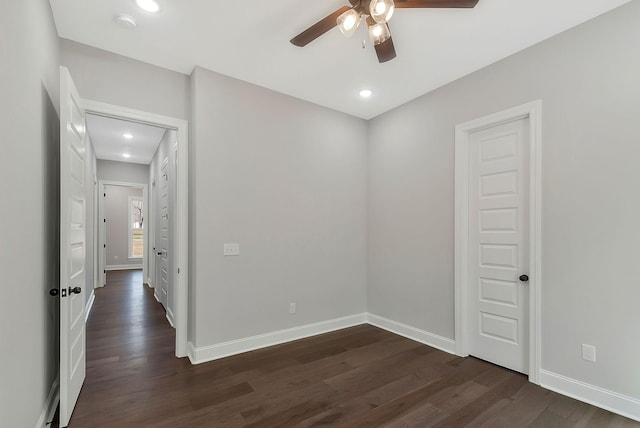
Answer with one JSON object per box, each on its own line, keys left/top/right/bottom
{"left": 128, "top": 196, "right": 144, "bottom": 259}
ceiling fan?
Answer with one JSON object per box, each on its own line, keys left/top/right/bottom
{"left": 290, "top": 0, "right": 479, "bottom": 63}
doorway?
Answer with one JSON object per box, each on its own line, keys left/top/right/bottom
{"left": 454, "top": 100, "right": 542, "bottom": 383}
{"left": 83, "top": 100, "right": 189, "bottom": 358}
{"left": 98, "top": 181, "right": 148, "bottom": 286}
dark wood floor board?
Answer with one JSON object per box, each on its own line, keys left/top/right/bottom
{"left": 380, "top": 402, "right": 449, "bottom": 427}
{"left": 298, "top": 398, "right": 376, "bottom": 427}
{"left": 55, "top": 269, "right": 640, "bottom": 428}
{"left": 431, "top": 391, "right": 512, "bottom": 428}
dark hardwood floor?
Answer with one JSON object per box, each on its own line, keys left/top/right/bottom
{"left": 59, "top": 270, "right": 639, "bottom": 427}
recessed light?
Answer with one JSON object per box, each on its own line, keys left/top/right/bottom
{"left": 359, "top": 89, "right": 373, "bottom": 99}
{"left": 123, "top": 133, "right": 133, "bottom": 139}
{"left": 114, "top": 14, "right": 137, "bottom": 28}
{"left": 136, "top": 0, "right": 160, "bottom": 13}
{"left": 122, "top": 153, "right": 131, "bottom": 158}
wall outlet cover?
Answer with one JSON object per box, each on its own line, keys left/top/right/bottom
{"left": 582, "top": 344, "right": 596, "bottom": 362}
{"left": 223, "top": 243, "right": 240, "bottom": 256}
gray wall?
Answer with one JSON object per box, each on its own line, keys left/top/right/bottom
{"left": 190, "top": 66, "right": 368, "bottom": 346}
{"left": 60, "top": 39, "right": 189, "bottom": 120}
{"left": 367, "top": 1, "right": 640, "bottom": 399}
{"left": 97, "top": 159, "right": 150, "bottom": 184}
{"left": 104, "top": 185, "right": 144, "bottom": 268}
{"left": 0, "top": 0, "right": 60, "bottom": 426}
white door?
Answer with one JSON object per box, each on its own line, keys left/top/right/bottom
{"left": 468, "top": 117, "right": 530, "bottom": 374}
{"left": 59, "top": 66, "right": 87, "bottom": 427}
{"left": 159, "top": 158, "right": 170, "bottom": 308}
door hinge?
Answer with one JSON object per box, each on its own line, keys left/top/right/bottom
{"left": 104, "top": 193, "right": 106, "bottom": 197}
{"left": 103, "top": 270, "right": 106, "bottom": 274}
{"left": 104, "top": 244, "right": 106, "bottom": 248}
{"left": 104, "top": 218, "right": 106, "bottom": 223}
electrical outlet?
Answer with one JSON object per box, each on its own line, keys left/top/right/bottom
{"left": 289, "top": 303, "right": 296, "bottom": 314}
{"left": 582, "top": 344, "right": 596, "bottom": 362}
{"left": 223, "top": 243, "right": 240, "bottom": 256}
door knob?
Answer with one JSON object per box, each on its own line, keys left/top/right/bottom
{"left": 49, "top": 289, "right": 59, "bottom": 297}
{"left": 519, "top": 275, "right": 529, "bottom": 282}
{"left": 69, "top": 286, "right": 82, "bottom": 294}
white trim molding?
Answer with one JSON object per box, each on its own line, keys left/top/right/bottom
{"left": 85, "top": 290, "right": 95, "bottom": 323}
{"left": 166, "top": 308, "right": 175, "bottom": 328}
{"left": 35, "top": 377, "right": 59, "bottom": 428}
{"left": 454, "top": 100, "right": 543, "bottom": 384}
{"left": 188, "top": 314, "right": 368, "bottom": 364}
{"left": 106, "top": 264, "right": 144, "bottom": 271}
{"left": 540, "top": 370, "right": 640, "bottom": 422}
{"left": 84, "top": 99, "right": 190, "bottom": 359}
{"left": 366, "top": 313, "right": 456, "bottom": 354}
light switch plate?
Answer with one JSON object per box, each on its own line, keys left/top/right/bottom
{"left": 224, "top": 243, "right": 240, "bottom": 256}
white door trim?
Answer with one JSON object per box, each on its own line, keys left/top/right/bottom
{"left": 84, "top": 100, "right": 189, "bottom": 359}
{"left": 454, "top": 100, "right": 542, "bottom": 384}
{"left": 98, "top": 180, "right": 148, "bottom": 281}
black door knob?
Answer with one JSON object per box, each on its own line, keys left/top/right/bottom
{"left": 69, "top": 286, "right": 82, "bottom": 294}
{"left": 519, "top": 275, "right": 529, "bottom": 282}
{"left": 49, "top": 289, "right": 59, "bottom": 297}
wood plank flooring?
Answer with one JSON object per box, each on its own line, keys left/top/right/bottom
{"left": 58, "top": 270, "right": 640, "bottom": 427}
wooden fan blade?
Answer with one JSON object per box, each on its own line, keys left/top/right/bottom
{"left": 374, "top": 37, "right": 397, "bottom": 63}
{"left": 395, "top": 0, "right": 479, "bottom": 8}
{"left": 290, "top": 6, "right": 352, "bottom": 47}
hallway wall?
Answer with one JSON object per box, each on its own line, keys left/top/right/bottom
{"left": 60, "top": 39, "right": 189, "bottom": 121}
{"left": 190, "top": 67, "right": 368, "bottom": 347}
{"left": 0, "top": 0, "right": 61, "bottom": 426}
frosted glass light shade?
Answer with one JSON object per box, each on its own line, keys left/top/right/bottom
{"left": 368, "top": 21, "right": 391, "bottom": 45}
{"left": 337, "top": 9, "right": 361, "bottom": 38}
{"left": 370, "top": 0, "right": 395, "bottom": 24}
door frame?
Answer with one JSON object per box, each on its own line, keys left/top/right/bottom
{"left": 98, "top": 181, "right": 148, "bottom": 283}
{"left": 84, "top": 99, "right": 189, "bottom": 359}
{"left": 454, "top": 100, "right": 542, "bottom": 384}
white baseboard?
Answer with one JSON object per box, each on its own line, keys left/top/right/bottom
{"left": 189, "top": 313, "right": 368, "bottom": 364}
{"left": 366, "top": 313, "right": 456, "bottom": 354}
{"left": 85, "top": 290, "right": 95, "bottom": 323}
{"left": 166, "top": 308, "right": 175, "bottom": 328}
{"left": 106, "top": 264, "right": 143, "bottom": 271}
{"left": 153, "top": 289, "right": 161, "bottom": 303}
{"left": 35, "top": 377, "right": 58, "bottom": 428}
{"left": 540, "top": 370, "right": 640, "bottom": 422}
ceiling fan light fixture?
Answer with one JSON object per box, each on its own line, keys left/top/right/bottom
{"left": 368, "top": 20, "right": 391, "bottom": 45}
{"left": 337, "top": 8, "right": 361, "bottom": 38}
{"left": 370, "top": 0, "right": 395, "bottom": 24}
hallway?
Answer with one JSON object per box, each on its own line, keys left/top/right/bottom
{"left": 63, "top": 270, "right": 189, "bottom": 427}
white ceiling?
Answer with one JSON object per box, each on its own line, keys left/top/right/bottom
{"left": 87, "top": 114, "right": 166, "bottom": 164}
{"left": 50, "top": 0, "right": 630, "bottom": 119}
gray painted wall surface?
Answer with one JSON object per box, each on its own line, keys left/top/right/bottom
{"left": 190, "top": 67, "right": 368, "bottom": 346}
{"left": 367, "top": 2, "right": 640, "bottom": 398}
{"left": 97, "top": 159, "right": 150, "bottom": 184}
{"left": 104, "top": 185, "right": 144, "bottom": 268}
{"left": 60, "top": 39, "right": 189, "bottom": 120}
{"left": 0, "top": 0, "right": 60, "bottom": 426}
